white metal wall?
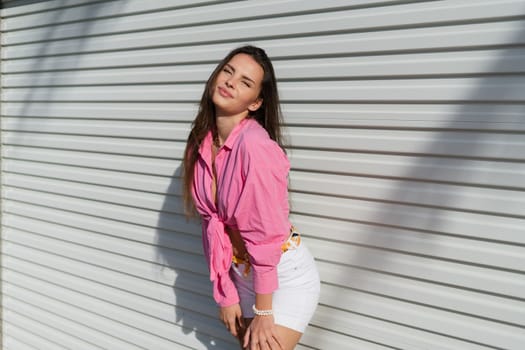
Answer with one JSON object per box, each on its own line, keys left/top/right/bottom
{"left": 1, "top": 0, "right": 525, "bottom": 349}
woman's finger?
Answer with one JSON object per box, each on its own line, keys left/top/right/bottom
{"left": 267, "top": 335, "right": 282, "bottom": 350}
{"left": 259, "top": 338, "right": 270, "bottom": 350}
{"left": 243, "top": 327, "right": 251, "bottom": 348}
{"left": 271, "top": 333, "right": 284, "bottom": 350}
{"left": 237, "top": 315, "right": 245, "bottom": 329}
{"left": 229, "top": 318, "right": 238, "bottom": 337}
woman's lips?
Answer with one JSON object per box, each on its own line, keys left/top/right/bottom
{"left": 218, "top": 86, "right": 233, "bottom": 98}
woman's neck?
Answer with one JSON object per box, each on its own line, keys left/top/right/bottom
{"left": 215, "top": 112, "right": 248, "bottom": 146}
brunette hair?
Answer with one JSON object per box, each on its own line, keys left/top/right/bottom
{"left": 182, "top": 45, "right": 284, "bottom": 216}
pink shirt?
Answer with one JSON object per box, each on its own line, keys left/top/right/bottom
{"left": 192, "top": 118, "right": 291, "bottom": 307}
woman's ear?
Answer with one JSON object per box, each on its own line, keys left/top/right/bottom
{"left": 248, "top": 98, "right": 263, "bottom": 112}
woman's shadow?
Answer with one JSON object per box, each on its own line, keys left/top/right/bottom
{"left": 155, "top": 166, "right": 237, "bottom": 349}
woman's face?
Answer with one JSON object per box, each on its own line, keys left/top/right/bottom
{"left": 212, "top": 53, "right": 264, "bottom": 117}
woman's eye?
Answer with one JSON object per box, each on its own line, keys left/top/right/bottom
{"left": 242, "top": 81, "right": 251, "bottom": 87}
{"left": 223, "top": 68, "right": 232, "bottom": 74}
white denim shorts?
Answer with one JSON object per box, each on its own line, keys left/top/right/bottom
{"left": 230, "top": 241, "right": 321, "bottom": 333}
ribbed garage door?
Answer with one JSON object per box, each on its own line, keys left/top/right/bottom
{"left": 1, "top": 1, "right": 524, "bottom": 349}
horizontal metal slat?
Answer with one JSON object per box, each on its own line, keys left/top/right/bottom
{"left": 3, "top": 173, "right": 182, "bottom": 213}
{"left": 4, "top": 336, "right": 40, "bottom": 350}
{"left": 6, "top": 171, "right": 523, "bottom": 243}
{"left": 313, "top": 260, "right": 525, "bottom": 327}
{"left": 4, "top": 48, "right": 525, "bottom": 85}
{"left": 300, "top": 313, "right": 393, "bottom": 350}
{"left": 289, "top": 125, "right": 525, "bottom": 159}
{"left": 3, "top": 132, "right": 184, "bottom": 158}
{"left": 2, "top": 118, "right": 190, "bottom": 140}
{"left": 3, "top": 258, "right": 218, "bottom": 327}
{"left": 3, "top": 200, "right": 200, "bottom": 245}
{"left": 293, "top": 192, "right": 525, "bottom": 243}
{"left": 3, "top": 287, "right": 202, "bottom": 350}
{"left": 3, "top": 159, "right": 178, "bottom": 195}
{"left": 6, "top": 118, "right": 524, "bottom": 160}
{"left": 2, "top": 101, "right": 525, "bottom": 132}
{"left": 290, "top": 149, "right": 525, "bottom": 188}
{"left": 1, "top": 0, "right": 388, "bottom": 38}
{"left": 4, "top": 0, "right": 525, "bottom": 48}
{"left": 0, "top": 45, "right": 235, "bottom": 71}
{"left": 3, "top": 321, "right": 70, "bottom": 350}
{"left": 309, "top": 238, "right": 525, "bottom": 299}
{"left": 4, "top": 276, "right": 232, "bottom": 349}
{"left": 6, "top": 184, "right": 523, "bottom": 274}
{"left": 3, "top": 158, "right": 178, "bottom": 194}
{"left": 4, "top": 142, "right": 524, "bottom": 190}
{"left": 317, "top": 281, "right": 524, "bottom": 347}
{"left": 311, "top": 302, "right": 499, "bottom": 350}
{"left": 1, "top": 64, "right": 214, "bottom": 85}
{"left": 6, "top": 0, "right": 398, "bottom": 30}
{"left": 276, "top": 48, "right": 525, "bottom": 79}
{"left": 283, "top": 102, "right": 525, "bottom": 131}
{"left": 290, "top": 171, "right": 525, "bottom": 216}
{"left": 2, "top": 146, "right": 181, "bottom": 176}
{"left": 4, "top": 294, "right": 146, "bottom": 350}
{"left": 3, "top": 77, "right": 525, "bottom": 104}
{"left": 1, "top": 84, "right": 201, "bottom": 101}
{"left": 293, "top": 214, "right": 525, "bottom": 271}
{"left": 8, "top": 158, "right": 522, "bottom": 218}
{"left": 4, "top": 33, "right": 525, "bottom": 75}
{"left": 281, "top": 77, "right": 525, "bottom": 102}
{"left": 2, "top": 243, "right": 208, "bottom": 303}
{"left": 3, "top": 227, "right": 205, "bottom": 283}
{"left": 3, "top": 213, "right": 199, "bottom": 265}
{"left": 3, "top": 20, "right": 525, "bottom": 59}
{"left": 1, "top": 102, "right": 197, "bottom": 120}
{"left": 0, "top": 0, "right": 220, "bottom": 20}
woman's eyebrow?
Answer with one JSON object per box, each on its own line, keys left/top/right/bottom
{"left": 225, "top": 63, "right": 256, "bottom": 84}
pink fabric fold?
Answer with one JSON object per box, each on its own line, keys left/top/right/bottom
{"left": 205, "top": 215, "right": 232, "bottom": 282}
{"left": 204, "top": 215, "right": 238, "bottom": 305}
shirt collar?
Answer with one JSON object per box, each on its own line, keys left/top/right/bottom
{"left": 222, "top": 117, "right": 253, "bottom": 150}
{"left": 198, "top": 117, "right": 254, "bottom": 159}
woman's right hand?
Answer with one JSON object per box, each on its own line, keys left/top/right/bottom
{"left": 219, "top": 303, "right": 245, "bottom": 337}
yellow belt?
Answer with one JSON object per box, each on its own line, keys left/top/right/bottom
{"left": 232, "top": 226, "right": 301, "bottom": 276}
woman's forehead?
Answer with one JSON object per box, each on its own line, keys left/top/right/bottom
{"left": 226, "top": 54, "right": 264, "bottom": 81}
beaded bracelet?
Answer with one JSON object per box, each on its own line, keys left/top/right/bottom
{"left": 252, "top": 304, "right": 273, "bottom": 316}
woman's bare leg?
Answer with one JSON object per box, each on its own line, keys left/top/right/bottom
{"left": 275, "top": 324, "right": 302, "bottom": 350}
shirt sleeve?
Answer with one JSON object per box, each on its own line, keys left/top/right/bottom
{"left": 231, "top": 134, "right": 291, "bottom": 295}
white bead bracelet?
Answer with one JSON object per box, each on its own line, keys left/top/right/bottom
{"left": 252, "top": 304, "right": 273, "bottom": 316}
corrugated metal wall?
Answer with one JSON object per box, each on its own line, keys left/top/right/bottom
{"left": 1, "top": 0, "right": 525, "bottom": 349}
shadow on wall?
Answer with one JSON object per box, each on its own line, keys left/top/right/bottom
{"left": 155, "top": 166, "right": 236, "bottom": 350}
{"left": 316, "top": 16, "right": 525, "bottom": 350}
{"left": 6, "top": 0, "right": 111, "bottom": 139}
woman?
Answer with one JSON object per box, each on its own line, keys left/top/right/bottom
{"left": 183, "top": 45, "right": 320, "bottom": 350}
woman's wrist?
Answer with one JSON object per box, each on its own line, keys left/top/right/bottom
{"left": 252, "top": 304, "right": 273, "bottom": 316}
{"left": 254, "top": 293, "right": 273, "bottom": 313}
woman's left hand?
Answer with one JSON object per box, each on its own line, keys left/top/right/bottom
{"left": 243, "top": 315, "right": 284, "bottom": 350}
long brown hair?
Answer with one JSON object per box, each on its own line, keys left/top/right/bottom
{"left": 183, "top": 45, "right": 284, "bottom": 216}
